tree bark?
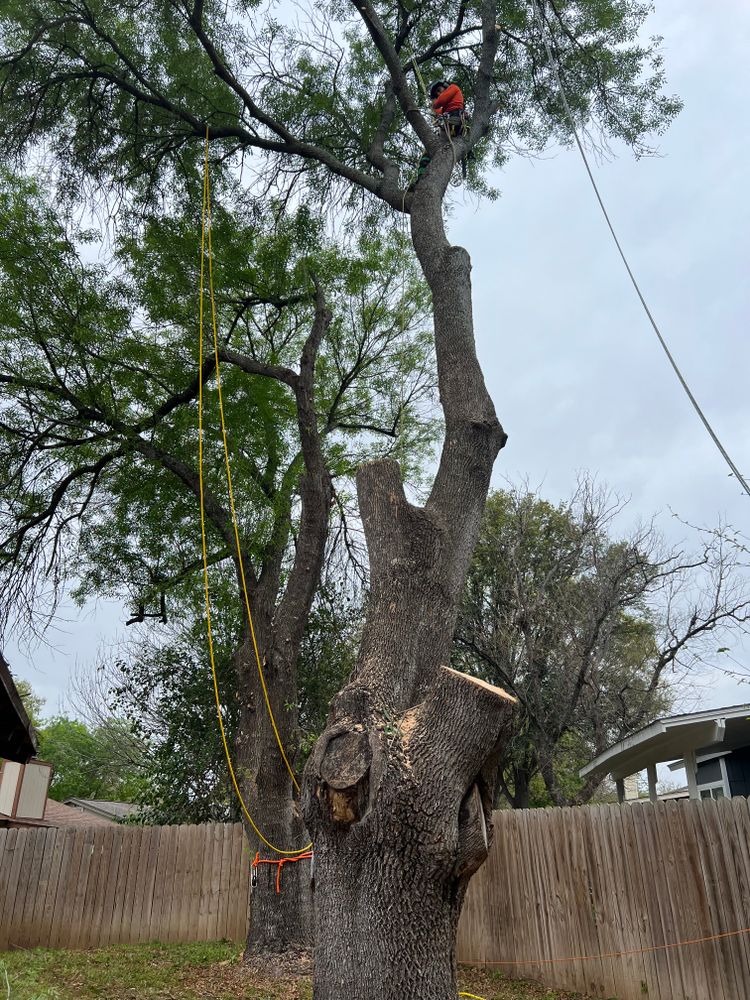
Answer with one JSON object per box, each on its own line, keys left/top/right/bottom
{"left": 232, "top": 285, "right": 332, "bottom": 957}
{"left": 303, "top": 164, "right": 514, "bottom": 998}
{"left": 236, "top": 631, "right": 314, "bottom": 955}
{"left": 511, "top": 766, "right": 531, "bottom": 810}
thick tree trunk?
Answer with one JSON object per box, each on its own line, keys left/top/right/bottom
{"left": 306, "top": 671, "right": 514, "bottom": 998}
{"left": 235, "top": 635, "right": 314, "bottom": 956}
{"left": 235, "top": 287, "right": 333, "bottom": 957}
{"left": 303, "top": 154, "right": 513, "bottom": 998}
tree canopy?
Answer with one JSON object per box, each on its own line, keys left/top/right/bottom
{"left": 0, "top": 170, "right": 435, "bottom": 633}
{"left": 0, "top": 0, "right": 680, "bottom": 213}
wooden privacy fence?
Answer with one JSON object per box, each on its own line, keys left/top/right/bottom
{"left": 0, "top": 823, "right": 249, "bottom": 950}
{"left": 457, "top": 797, "right": 750, "bottom": 1000}
{"left": 4, "top": 801, "right": 750, "bottom": 1000}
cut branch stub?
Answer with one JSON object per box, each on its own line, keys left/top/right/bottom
{"left": 455, "top": 782, "right": 489, "bottom": 880}
{"left": 406, "top": 666, "right": 517, "bottom": 793}
{"left": 318, "top": 728, "right": 372, "bottom": 826}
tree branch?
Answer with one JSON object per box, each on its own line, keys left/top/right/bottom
{"left": 349, "top": 0, "right": 435, "bottom": 150}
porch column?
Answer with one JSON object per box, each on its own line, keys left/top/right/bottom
{"left": 647, "top": 763, "right": 658, "bottom": 803}
{"left": 685, "top": 749, "right": 699, "bottom": 800}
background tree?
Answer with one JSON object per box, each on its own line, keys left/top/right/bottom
{"left": 0, "top": 171, "right": 435, "bottom": 952}
{"left": 455, "top": 481, "right": 750, "bottom": 808}
{"left": 14, "top": 677, "right": 44, "bottom": 730}
{"left": 0, "top": 0, "right": 684, "bottom": 991}
{"left": 37, "top": 716, "right": 145, "bottom": 802}
{"left": 15, "top": 680, "right": 145, "bottom": 802}
{"left": 69, "top": 575, "right": 364, "bottom": 824}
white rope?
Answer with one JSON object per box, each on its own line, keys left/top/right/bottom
{"left": 530, "top": 0, "right": 750, "bottom": 497}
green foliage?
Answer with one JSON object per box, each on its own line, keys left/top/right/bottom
{"left": 109, "top": 616, "right": 244, "bottom": 825}
{"left": 35, "top": 714, "right": 144, "bottom": 803}
{"left": 103, "top": 580, "right": 361, "bottom": 825}
{"left": 15, "top": 677, "right": 44, "bottom": 729}
{"left": 0, "top": 170, "right": 435, "bottom": 631}
{"left": 0, "top": 0, "right": 681, "bottom": 209}
{"left": 0, "top": 128, "right": 434, "bottom": 830}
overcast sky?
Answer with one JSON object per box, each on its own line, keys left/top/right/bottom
{"left": 7, "top": 2, "right": 750, "bottom": 735}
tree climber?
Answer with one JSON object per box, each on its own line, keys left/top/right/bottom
{"left": 408, "top": 80, "right": 468, "bottom": 191}
{"left": 429, "top": 80, "right": 466, "bottom": 137}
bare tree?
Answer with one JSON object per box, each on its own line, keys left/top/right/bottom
{"left": 454, "top": 479, "right": 750, "bottom": 808}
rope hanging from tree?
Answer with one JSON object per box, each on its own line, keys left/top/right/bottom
{"left": 198, "top": 127, "right": 311, "bottom": 858}
{"left": 251, "top": 850, "right": 314, "bottom": 894}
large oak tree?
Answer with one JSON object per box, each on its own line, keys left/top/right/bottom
{"left": 0, "top": 0, "right": 682, "bottom": 993}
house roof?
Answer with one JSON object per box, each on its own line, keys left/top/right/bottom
{"left": 580, "top": 703, "right": 750, "bottom": 782}
{"left": 0, "top": 651, "right": 37, "bottom": 763}
{"left": 64, "top": 798, "right": 139, "bottom": 821}
{"left": 0, "top": 798, "right": 118, "bottom": 829}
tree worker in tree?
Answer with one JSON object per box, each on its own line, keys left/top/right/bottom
{"left": 429, "top": 79, "right": 466, "bottom": 136}
{"left": 408, "top": 80, "right": 468, "bottom": 191}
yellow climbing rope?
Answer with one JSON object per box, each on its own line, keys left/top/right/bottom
{"left": 198, "top": 127, "right": 311, "bottom": 856}
{"left": 409, "top": 51, "right": 430, "bottom": 105}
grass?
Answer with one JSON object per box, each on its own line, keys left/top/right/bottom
{"left": 0, "top": 942, "right": 591, "bottom": 1000}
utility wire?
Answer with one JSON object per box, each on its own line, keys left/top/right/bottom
{"left": 530, "top": 0, "right": 749, "bottom": 497}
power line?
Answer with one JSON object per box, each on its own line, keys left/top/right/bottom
{"left": 530, "top": 0, "right": 749, "bottom": 498}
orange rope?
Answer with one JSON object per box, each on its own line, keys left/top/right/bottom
{"left": 462, "top": 925, "right": 750, "bottom": 967}
{"left": 252, "top": 850, "right": 314, "bottom": 894}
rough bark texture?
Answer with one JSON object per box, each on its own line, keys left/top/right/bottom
{"left": 234, "top": 286, "right": 333, "bottom": 956}
{"left": 302, "top": 158, "right": 514, "bottom": 998}
{"left": 236, "top": 633, "right": 314, "bottom": 954}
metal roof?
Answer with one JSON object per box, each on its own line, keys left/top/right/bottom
{"left": 0, "top": 651, "right": 37, "bottom": 763}
{"left": 0, "top": 798, "right": 118, "bottom": 829}
{"left": 64, "top": 798, "right": 139, "bottom": 821}
{"left": 579, "top": 703, "right": 750, "bottom": 781}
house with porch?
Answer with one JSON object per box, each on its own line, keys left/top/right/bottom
{"left": 580, "top": 703, "right": 750, "bottom": 803}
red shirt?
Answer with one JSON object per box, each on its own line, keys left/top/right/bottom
{"left": 432, "top": 84, "right": 464, "bottom": 115}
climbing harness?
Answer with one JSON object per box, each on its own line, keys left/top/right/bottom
{"left": 198, "top": 127, "right": 312, "bottom": 858}
{"left": 438, "top": 110, "right": 471, "bottom": 184}
{"left": 251, "top": 850, "right": 314, "bottom": 894}
{"left": 530, "top": 0, "right": 750, "bottom": 498}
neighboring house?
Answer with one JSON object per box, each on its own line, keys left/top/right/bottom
{"left": 64, "top": 798, "right": 140, "bottom": 823}
{"left": 0, "top": 797, "right": 118, "bottom": 830}
{"left": 580, "top": 703, "right": 750, "bottom": 803}
{"left": 0, "top": 651, "right": 36, "bottom": 763}
{"left": 0, "top": 652, "right": 53, "bottom": 826}
{"left": 1, "top": 797, "right": 138, "bottom": 829}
